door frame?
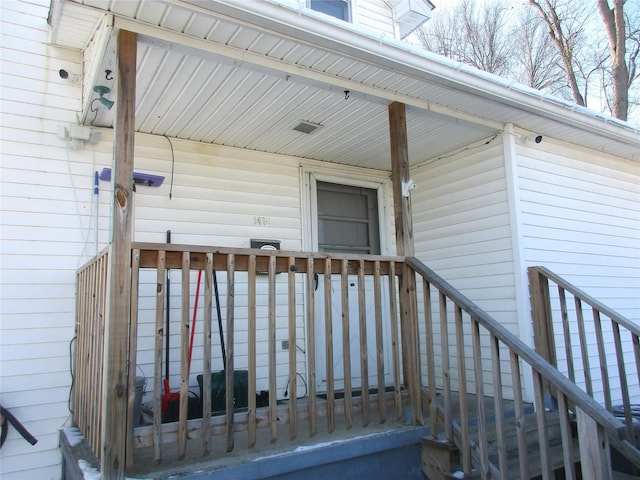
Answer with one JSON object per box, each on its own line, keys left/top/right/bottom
{"left": 300, "top": 165, "right": 395, "bottom": 391}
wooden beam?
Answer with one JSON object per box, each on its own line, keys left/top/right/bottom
{"left": 388, "top": 101, "right": 422, "bottom": 425}
{"left": 389, "top": 101, "right": 414, "bottom": 257}
{"left": 101, "top": 29, "right": 137, "bottom": 479}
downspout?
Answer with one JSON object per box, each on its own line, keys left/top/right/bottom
{"left": 502, "top": 123, "right": 534, "bottom": 402}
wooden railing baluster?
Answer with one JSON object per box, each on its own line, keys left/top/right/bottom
{"left": 178, "top": 252, "right": 190, "bottom": 460}
{"left": 471, "top": 317, "right": 488, "bottom": 480}
{"left": 288, "top": 256, "right": 297, "bottom": 440}
{"left": 341, "top": 258, "right": 353, "bottom": 430}
{"left": 357, "top": 259, "right": 370, "bottom": 427}
{"left": 247, "top": 254, "right": 257, "bottom": 448}
{"left": 306, "top": 256, "right": 317, "bottom": 436}
{"left": 374, "top": 260, "right": 385, "bottom": 423}
{"left": 490, "top": 334, "right": 507, "bottom": 480}
{"left": 268, "top": 254, "right": 277, "bottom": 443}
{"left": 324, "top": 257, "right": 335, "bottom": 433}
{"left": 575, "top": 298, "right": 593, "bottom": 397}
{"left": 439, "top": 292, "right": 452, "bottom": 442}
{"left": 388, "top": 261, "right": 402, "bottom": 421}
{"left": 558, "top": 287, "right": 575, "bottom": 383}
{"left": 422, "top": 279, "right": 437, "bottom": 437}
{"left": 533, "top": 370, "right": 552, "bottom": 480}
{"left": 613, "top": 321, "right": 635, "bottom": 445}
{"left": 593, "top": 309, "right": 611, "bottom": 410}
{"left": 225, "top": 253, "right": 236, "bottom": 452}
{"left": 153, "top": 250, "right": 165, "bottom": 463}
{"left": 510, "top": 350, "right": 529, "bottom": 479}
{"left": 126, "top": 249, "right": 141, "bottom": 468}
{"left": 202, "top": 253, "right": 213, "bottom": 454}
{"left": 557, "top": 393, "right": 577, "bottom": 480}
{"left": 455, "top": 305, "right": 471, "bottom": 474}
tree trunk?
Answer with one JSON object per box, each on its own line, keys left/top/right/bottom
{"left": 596, "top": 0, "right": 629, "bottom": 121}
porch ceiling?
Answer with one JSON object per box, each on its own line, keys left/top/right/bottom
{"left": 50, "top": 0, "right": 640, "bottom": 168}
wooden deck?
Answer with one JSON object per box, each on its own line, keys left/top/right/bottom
{"left": 72, "top": 246, "right": 640, "bottom": 479}
{"left": 63, "top": 392, "right": 425, "bottom": 479}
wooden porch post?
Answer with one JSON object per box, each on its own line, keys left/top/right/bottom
{"left": 101, "top": 29, "right": 137, "bottom": 479}
{"left": 388, "top": 101, "right": 422, "bottom": 424}
{"left": 527, "top": 267, "right": 557, "bottom": 368}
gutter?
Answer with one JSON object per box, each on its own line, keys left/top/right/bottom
{"left": 179, "top": 0, "right": 639, "bottom": 148}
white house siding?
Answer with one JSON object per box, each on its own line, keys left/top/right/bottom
{"left": 410, "top": 135, "right": 518, "bottom": 397}
{"left": 353, "top": 0, "right": 396, "bottom": 37}
{"left": 121, "top": 132, "right": 308, "bottom": 402}
{"left": 516, "top": 138, "right": 640, "bottom": 405}
{"left": 0, "top": 0, "right": 93, "bottom": 478}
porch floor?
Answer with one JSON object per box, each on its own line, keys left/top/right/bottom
{"left": 61, "top": 391, "right": 530, "bottom": 479}
{"left": 63, "top": 393, "right": 425, "bottom": 479}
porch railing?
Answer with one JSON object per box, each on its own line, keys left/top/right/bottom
{"left": 125, "top": 244, "right": 411, "bottom": 465}
{"left": 406, "top": 257, "right": 637, "bottom": 479}
{"left": 73, "top": 246, "right": 110, "bottom": 459}
{"left": 73, "top": 247, "right": 639, "bottom": 478}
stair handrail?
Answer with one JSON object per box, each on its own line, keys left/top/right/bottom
{"left": 405, "top": 257, "right": 640, "bottom": 478}
{"left": 528, "top": 265, "right": 640, "bottom": 475}
{"left": 529, "top": 266, "right": 640, "bottom": 336}
{"left": 406, "top": 257, "right": 627, "bottom": 441}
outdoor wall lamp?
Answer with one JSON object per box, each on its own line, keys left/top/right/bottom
{"left": 93, "top": 85, "right": 114, "bottom": 110}
{"left": 99, "top": 167, "right": 165, "bottom": 187}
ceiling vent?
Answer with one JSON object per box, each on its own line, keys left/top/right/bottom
{"left": 293, "top": 121, "right": 322, "bottom": 134}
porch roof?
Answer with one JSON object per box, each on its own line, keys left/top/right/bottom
{"left": 49, "top": 0, "right": 640, "bottom": 167}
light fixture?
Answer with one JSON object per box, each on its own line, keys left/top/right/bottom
{"left": 99, "top": 167, "right": 165, "bottom": 187}
{"left": 93, "top": 85, "right": 114, "bottom": 110}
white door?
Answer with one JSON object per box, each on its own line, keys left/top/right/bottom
{"left": 311, "top": 180, "right": 391, "bottom": 393}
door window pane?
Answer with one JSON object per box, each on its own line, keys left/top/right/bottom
{"left": 317, "top": 181, "right": 380, "bottom": 254}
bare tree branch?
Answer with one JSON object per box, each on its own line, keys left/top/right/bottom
{"left": 528, "top": 0, "right": 586, "bottom": 106}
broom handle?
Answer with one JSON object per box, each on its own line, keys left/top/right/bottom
{"left": 213, "top": 270, "right": 226, "bottom": 368}
{"left": 188, "top": 270, "right": 202, "bottom": 374}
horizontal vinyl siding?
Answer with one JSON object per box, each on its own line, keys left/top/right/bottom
{"left": 518, "top": 141, "right": 639, "bottom": 316}
{"left": 411, "top": 137, "right": 517, "bottom": 397}
{"left": 354, "top": 0, "right": 396, "bottom": 37}
{"left": 413, "top": 138, "right": 516, "bottom": 320}
{"left": 125, "top": 138, "right": 307, "bottom": 399}
{"left": 0, "top": 1, "right": 87, "bottom": 478}
{"left": 517, "top": 139, "right": 640, "bottom": 404}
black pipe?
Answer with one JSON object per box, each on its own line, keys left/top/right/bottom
{"left": 0, "top": 405, "right": 37, "bottom": 448}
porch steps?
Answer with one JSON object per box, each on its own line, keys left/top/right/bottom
{"left": 422, "top": 411, "right": 581, "bottom": 480}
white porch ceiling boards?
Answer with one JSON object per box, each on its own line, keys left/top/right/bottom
{"left": 50, "top": 0, "right": 640, "bottom": 167}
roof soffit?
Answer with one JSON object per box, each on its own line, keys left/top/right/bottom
{"left": 52, "top": 0, "right": 639, "bottom": 163}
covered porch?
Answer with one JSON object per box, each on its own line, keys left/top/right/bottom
{"left": 68, "top": 243, "right": 639, "bottom": 479}
{"left": 47, "top": 1, "right": 640, "bottom": 478}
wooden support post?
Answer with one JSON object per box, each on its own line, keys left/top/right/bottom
{"left": 527, "top": 267, "right": 557, "bottom": 409}
{"left": 576, "top": 407, "right": 612, "bottom": 480}
{"left": 527, "top": 267, "right": 557, "bottom": 367}
{"left": 389, "top": 101, "right": 422, "bottom": 425}
{"left": 101, "top": 29, "right": 137, "bottom": 480}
